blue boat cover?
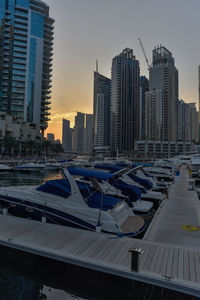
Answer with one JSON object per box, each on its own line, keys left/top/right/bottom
{"left": 110, "top": 178, "right": 141, "bottom": 201}
{"left": 37, "top": 179, "right": 121, "bottom": 210}
{"left": 68, "top": 166, "right": 114, "bottom": 181}
{"left": 37, "top": 179, "right": 71, "bottom": 198}
{"left": 144, "top": 173, "right": 154, "bottom": 179}
{"left": 77, "top": 181, "right": 121, "bottom": 210}
{"left": 128, "top": 173, "right": 153, "bottom": 190}
{"left": 94, "top": 164, "right": 123, "bottom": 172}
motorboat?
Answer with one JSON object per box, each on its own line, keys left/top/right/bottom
{"left": 143, "top": 166, "right": 174, "bottom": 182}
{"left": 128, "top": 165, "right": 168, "bottom": 193}
{"left": 94, "top": 164, "right": 163, "bottom": 208}
{"left": 44, "top": 162, "right": 63, "bottom": 171}
{"left": 13, "top": 161, "right": 45, "bottom": 172}
{"left": 0, "top": 164, "right": 11, "bottom": 172}
{"left": 189, "top": 157, "right": 200, "bottom": 172}
{"left": 69, "top": 166, "right": 153, "bottom": 214}
{"left": 179, "top": 155, "right": 191, "bottom": 165}
{"left": 0, "top": 168, "right": 145, "bottom": 237}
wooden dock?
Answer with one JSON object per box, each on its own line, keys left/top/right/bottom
{"left": 144, "top": 167, "right": 200, "bottom": 249}
{"left": 0, "top": 166, "right": 199, "bottom": 297}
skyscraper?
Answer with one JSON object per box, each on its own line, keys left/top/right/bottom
{"left": 93, "top": 71, "right": 111, "bottom": 150}
{"left": 85, "top": 113, "right": 93, "bottom": 153}
{"left": 0, "top": 0, "right": 54, "bottom": 134}
{"left": 198, "top": 65, "right": 200, "bottom": 135}
{"left": 145, "top": 89, "right": 163, "bottom": 141}
{"left": 47, "top": 133, "right": 54, "bottom": 142}
{"left": 139, "top": 76, "right": 149, "bottom": 140}
{"left": 62, "top": 119, "right": 72, "bottom": 152}
{"left": 148, "top": 45, "right": 178, "bottom": 141}
{"left": 110, "top": 48, "right": 140, "bottom": 154}
{"left": 73, "top": 112, "right": 85, "bottom": 152}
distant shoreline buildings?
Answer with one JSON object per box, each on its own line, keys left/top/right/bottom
{"left": 62, "top": 45, "right": 199, "bottom": 157}
{"left": 91, "top": 45, "right": 199, "bottom": 157}
{"left": 62, "top": 113, "right": 93, "bottom": 153}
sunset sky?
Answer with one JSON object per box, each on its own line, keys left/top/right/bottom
{"left": 45, "top": 0, "right": 200, "bottom": 141}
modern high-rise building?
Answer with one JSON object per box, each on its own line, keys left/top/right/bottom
{"left": 145, "top": 89, "right": 163, "bottom": 141}
{"left": 188, "top": 103, "right": 199, "bottom": 141}
{"left": 73, "top": 112, "right": 85, "bottom": 152}
{"left": 173, "top": 99, "right": 199, "bottom": 142}
{"left": 62, "top": 119, "right": 72, "bottom": 152}
{"left": 139, "top": 76, "right": 149, "bottom": 140}
{"left": 0, "top": 0, "right": 54, "bottom": 134}
{"left": 198, "top": 66, "right": 200, "bottom": 134}
{"left": 85, "top": 114, "right": 93, "bottom": 153}
{"left": 47, "top": 133, "right": 54, "bottom": 142}
{"left": 110, "top": 48, "right": 140, "bottom": 154}
{"left": 148, "top": 45, "right": 178, "bottom": 141}
{"left": 93, "top": 71, "right": 111, "bottom": 150}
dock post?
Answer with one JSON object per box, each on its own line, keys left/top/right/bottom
{"left": 42, "top": 216, "right": 46, "bottom": 223}
{"left": 128, "top": 248, "right": 144, "bottom": 272}
{"left": 2, "top": 208, "right": 8, "bottom": 215}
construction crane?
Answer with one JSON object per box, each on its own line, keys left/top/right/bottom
{"left": 138, "top": 38, "right": 151, "bottom": 70}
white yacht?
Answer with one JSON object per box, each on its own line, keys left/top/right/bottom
{"left": 0, "top": 164, "right": 11, "bottom": 172}
{"left": 13, "top": 161, "right": 45, "bottom": 172}
{"left": 69, "top": 166, "right": 154, "bottom": 214}
{"left": 0, "top": 168, "right": 145, "bottom": 237}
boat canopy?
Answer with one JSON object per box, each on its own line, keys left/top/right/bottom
{"left": 77, "top": 181, "right": 121, "bottom": 210}
{"left": 68, "top": 166, "right": 114, "bottom": 181}
{"left": 128, "top": 173, "right": 153, "bottom": 190}
{"left": 38, "top": 178, "right": 121, "bottom": 210}
{"left": 110, "top": 178, "right": 141, "bottom": 201}
{"left": 37, "top": 179, "right": 71, "bottom": 198}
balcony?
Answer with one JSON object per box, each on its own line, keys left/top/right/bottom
{"left": 43, "top": 100, "right": 51, "bottom": 105}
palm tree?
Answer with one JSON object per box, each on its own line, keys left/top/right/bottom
{"left": 41, "top": 140, "right": 52, "bottom": 157}
{"left": 50, "top": 143, "right": 64, "bottom": 155}
{"left": 24, "top": 140, "right": 37, "bottom": 157}
{"left": 3, "top": 136, "right": 17, "bottom": 156}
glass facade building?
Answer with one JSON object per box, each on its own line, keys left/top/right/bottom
{"left": 93, "top": 71, "right": 111, "bottom": 149}
{"left": 110, "top": 48, "right": 140, "bottom": 154}
{"left": 148, "top": 46, "right": 178, "bottom": 141}
{"left": 0, "top": 0, "right": 54, "bottom": 133}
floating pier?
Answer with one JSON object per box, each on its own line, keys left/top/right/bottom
{"left": 0, "top": 167, "right": 199, "bottom": 297}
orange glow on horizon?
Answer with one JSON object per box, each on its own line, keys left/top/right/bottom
{"left": 45, "top": 108, "right": 93, "bottom": 141}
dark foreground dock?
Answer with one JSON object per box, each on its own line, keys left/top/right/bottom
{"left": 0, "top": 167, "right": 199, "bottom": 297}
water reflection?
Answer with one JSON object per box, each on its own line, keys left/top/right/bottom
{"left": 0, "top": 252, "right": 197, "bottom": 300}
{"left": 0, "top": 170, "right": 63, "bottom": 187}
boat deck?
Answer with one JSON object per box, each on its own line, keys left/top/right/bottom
{"left": 0, "top": 166, "right": 199, "bottom": 296}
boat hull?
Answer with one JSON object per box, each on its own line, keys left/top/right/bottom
{"left": 0, "top": 194, "right": 145, "bottom": 237}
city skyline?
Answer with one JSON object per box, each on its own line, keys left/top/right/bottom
{"left": 45, "top": 0, "right": 200, "bottom": 140}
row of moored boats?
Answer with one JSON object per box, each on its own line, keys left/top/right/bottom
{"left": 0, "top": 159, "right": 178, "bottom": 238}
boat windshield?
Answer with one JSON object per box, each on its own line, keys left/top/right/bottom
{"left": 37, "top": 179, "right": 71, "bottom": 198}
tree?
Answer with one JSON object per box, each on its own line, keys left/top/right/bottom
{"left": 41, "top": 140, "right": 52, "bottom": 157}
{"left": 24, "top": 140, "right": 37, "bottom": 157}
{"left": 3, "top": 136, "right": 17, "bottom": 155}
{"left": 50, "top": 143, "right": 64, "bottom": 155}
